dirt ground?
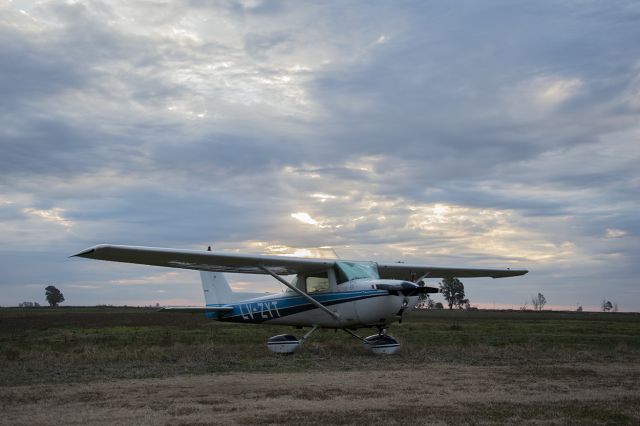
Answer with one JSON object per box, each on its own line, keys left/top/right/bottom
{"left": 1, "top": 363, "right": 639, "bottom": 425}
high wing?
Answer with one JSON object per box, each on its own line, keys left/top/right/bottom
{"left": 377, "top": 263, "right": 528, "bottom": 280}
{"left": 72, "top": 244, "right": 334, "bottom": 275}
{"left": 72, "top": 244, "right": 527, "bottom": 279}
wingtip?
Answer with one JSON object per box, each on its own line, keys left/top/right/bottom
{"left": 69, "top": 246, "right": 97, "bottom": 258}
{"left": 491, "top": 269, "right": 529, "bottom": 278}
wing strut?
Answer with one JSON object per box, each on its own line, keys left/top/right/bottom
{"left": 258, "top": 265, "right": 340, "bottom": 320}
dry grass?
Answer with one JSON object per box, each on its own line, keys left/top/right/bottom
{"left": 1, "top": 364, "right": 639, "bottom": 425}
{"left": 1, "top": 308, "right": 639, "bottom": 424}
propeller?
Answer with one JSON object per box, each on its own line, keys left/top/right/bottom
{"left": 376, "top": 282, "right": 439, "bottom": 297}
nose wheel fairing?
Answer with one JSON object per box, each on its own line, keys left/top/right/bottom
{"left": 342, "top": 327, "right": 401, "bottom": 355}
{"left": 362, "top": 334, "right": 401, "bottom": 355}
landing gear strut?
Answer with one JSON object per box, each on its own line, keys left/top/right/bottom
{"left": 268, "top": 325, "right": 401, "bottom": 355}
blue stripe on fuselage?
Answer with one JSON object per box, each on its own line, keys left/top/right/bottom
{"left": 205, "top": 290, "right": 388, "bottom": 323}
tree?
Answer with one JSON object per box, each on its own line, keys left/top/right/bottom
{"left": 415, "top": 294, "right": 435, "bottom": 310}
{"left": 440, "top": 278, "right": 467, "bottom": 310}
{"left": 531, "top": 293, "right": 547, "bottom": 311}
{"left": 45, "top": 286, "right": 64, "bottom": 307}
{"left": 601, "top": 300, "right": 613, "bottom": 312}
{"left": 434, "top": 302, "right": 444, "bottom": 309}
{"left": 415, "top": 293, "right": 433, "bottom": 309}
{"left": 576, "top": 305, "right": 583, "bottom": 312}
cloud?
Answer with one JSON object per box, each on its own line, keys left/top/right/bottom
{"left": 0, "top": 1, "right": 639, "bottom": 310}
{"left": 291, "top": 212, "right": 319, "bottom": 226}
{"left": 507, "top": 76, "right": 584, "bottom": 119}
{"left": 606, "top": 228, "right": 627, "bottom": 239}
{"left": 22, "top": 207, "right": 73, "bottom": 230}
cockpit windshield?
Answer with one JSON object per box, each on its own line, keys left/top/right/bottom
{"left": 335, "top": 261, "right": 379, "bottom": 283}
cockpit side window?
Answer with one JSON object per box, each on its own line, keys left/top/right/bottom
{"left": 335, "top": 265, "right": 349, "bottom": 284}
{"left": 335, "top": 261, "right": 379, "bottom": 284}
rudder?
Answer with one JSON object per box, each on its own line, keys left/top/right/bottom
{"left": 200, "top": 271, "right": 233, "bottom": 305}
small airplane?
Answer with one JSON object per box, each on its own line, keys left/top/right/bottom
{"left": 72, "top": 244, "right": 527, "bottom": 354}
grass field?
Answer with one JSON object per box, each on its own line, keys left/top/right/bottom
{"left": 1, "top": 307, "right": 639, "bottom": 424}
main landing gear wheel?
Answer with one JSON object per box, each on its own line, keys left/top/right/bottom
{"left": 267, "top": 334, "right": 300, "bottom": 354}
{"left": 267, "top": 326, "right": 318, "bottom": 354}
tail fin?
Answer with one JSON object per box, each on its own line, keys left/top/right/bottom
{"left": 200, "top": 271, "right": 234, "bottom": 305}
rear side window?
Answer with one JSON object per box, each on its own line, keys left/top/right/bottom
{"left": 306, "top": 275, "right": 329, "bottom": 293}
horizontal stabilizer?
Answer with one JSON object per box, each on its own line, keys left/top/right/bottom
{"left": 159, "top": 306, "right": 234, "bottom": 313}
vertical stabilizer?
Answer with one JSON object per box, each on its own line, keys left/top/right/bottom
{"left": 200, "top": 271, "right": 234, "bottom": 305}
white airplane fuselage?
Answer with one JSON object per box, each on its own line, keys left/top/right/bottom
{"left": 207, "top": 279, "right": 420, "bottom": 329}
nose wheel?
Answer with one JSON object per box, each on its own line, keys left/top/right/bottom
{"left": 343, "top": 327, "right": 401, "bottom": 355}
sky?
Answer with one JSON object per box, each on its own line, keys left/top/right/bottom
{"left": 1, "top": 0, "right": 639, "bottom": 311}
